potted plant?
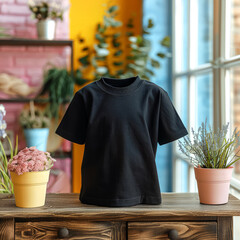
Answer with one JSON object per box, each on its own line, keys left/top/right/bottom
{"left": 38, "top": 67, "right": 74, "bottom": 121}
{"left": 28, "top": 0, "right": 65, "bottom": 40}
{"left": 178, "top": 120, "right": 240, "bottom": 205}
{"left": 20, "top": 101, "right": 51, "bottom": 151}
{"left": 8, "top": 146, "right": 56, "bottom": 208}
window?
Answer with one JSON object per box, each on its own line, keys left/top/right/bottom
{"left": 173, "top": 0, "right": 240, "bottom": 196}
{"left": 173, "top": 1, "right": 240, "bottom": 237}
{"left": 172, "top": 0, "right": 214, "bottom": 192}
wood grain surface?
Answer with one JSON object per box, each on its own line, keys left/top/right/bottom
{"left": 217, "top": 217, "right": 233, "bottom": 240}
{"left": 0, "top": 218, "right": 14, "bottom": 240}
{"left": 0, "top": 193, "right": 238, "bottom": 240}
{"left": 0, "top": 193, "right": 239, "bottom": 221}
{"left": 128, "top": 221, "right": 217, "bottom": 240}
{"left": 15, "top": 220, "right": 126, "bottom": 240}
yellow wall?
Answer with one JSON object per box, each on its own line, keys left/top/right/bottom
{"left": 69, "top": 0, "right": 142, "bottom": 193}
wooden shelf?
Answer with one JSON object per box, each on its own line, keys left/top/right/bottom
{"left": 50, "top": 151, "right": 72, "bottom": 159}
{"left": 0, "top": 38, "right": 74, "bottom": 192}
{"left": 0, "top": 38, "right": 73, "bottom": 47}
{"left": 0, "top": 38, "right": 74, "bottom": 74}
{"left": 0, "top": 98, "right": 70, "bottom": 103}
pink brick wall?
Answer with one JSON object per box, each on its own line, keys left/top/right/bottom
{"left": 0, "top": 0, "right": 69, "bottom": 38}
{"left": 0, "top": 1, "right": 72, "bottom": 192}
{"left": 0, "top": 0, "right": 70, "bottom": 150}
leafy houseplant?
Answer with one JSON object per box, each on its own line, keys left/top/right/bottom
{"left": 8, "top": 146, "right": 56, "bottom": 208}
{"left": 28, "top": 0, "right": 65, "bottom": 40}
{"left": 20, "top": 101, "right": 51, "bottom": 151}
{"left": 178, "top": 120, "right": 240, "bottom": 204}
{"left": 38, "top": 68, "right": 74, "bottom": 121}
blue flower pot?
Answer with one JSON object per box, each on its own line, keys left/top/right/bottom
{"left": 24, "top": 128, "right": 49, "bottom": 151}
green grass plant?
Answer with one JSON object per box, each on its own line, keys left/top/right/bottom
{"left": 178, "top": 120, "right": 240, "bottom": 168}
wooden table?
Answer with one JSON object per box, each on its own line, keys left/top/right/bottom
{"left": 0, "top": 193, "right": 240, "bottom": 239}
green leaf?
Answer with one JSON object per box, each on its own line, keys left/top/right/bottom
{"left": 143, "top": 30, "right": 150, "bottom": 35}
{"left": 115, "top": 69, "right": 124, "bottom": 75}
{"left": 104, "top": 16, "right": 122, "bottom": 27}
{"left": 147, "top": 19, "right": 154, "bottom": 28}
{"left": 78, "top": 55, "right": 89, "bottom": 66}
{"left": 97, "top": 23, "right": 106, "bottom": 33}
{"left": 107, "top": 5, "right": 118, "bottom": 13}
{"left": 136, "top": 36, "right": 143, "bottom": 44}
{"left": 6, "top": 136, "right": 13, "bottom": 160}
{"left": 146, "top": 69, "right": 154, "bottom": 76}
{"left": 150, "top": 59, "right": 160, "bottom": 68}
{"left": 114, "top": 50, "right": 123, "bottom": 56}
{"left": 97, "top": 43, "right": 108, "bottom": 48}
{"left": 75, "top": 69, "right": 82, "bottom": 78}
{"left": 14, "top": 135, "right": 18, "bottom": 156}
{"left": 95, "top": 33, "right": 105, "bottom": 42}
{"left": 127, "top": 19, "right": 134, "bottom": 28}
{"left": 112, "top": 39, "right": 121, "bottom": 47}
{"left": 0, "top": 141, "right": 8, "bottom": 172}
{"left": 141, "top": 74, "right": 150, "bottom": 80}
{"left": 95, "top": 56, "right": 106, "bottom": 61}
{"left": 113, "top": 61, "right": 123, "bottom": 66}
{"left": 97, "top": 23, "right": 101, "bottom": 31}
{"left": 126, "top": 32, "right": 134, "bottom": 36}
{"left": 82, "top": 47, "right": 89, "bottom": 51}
{"left": 74, "top": 70, "right": 87, "bottom": 85}
{"left": 113, "top": 33, "right": 121, "bottom": 39}
{"left": 160, "top": 36, "right": 170, "bottom": 47}
{"left": 157, "top": 52, "right": 165, "bottom": 58}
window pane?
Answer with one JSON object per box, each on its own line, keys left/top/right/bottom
{"left": 175, "top": 0, "right": 188, "bottom": 72}
{"left": 197, "top": 0, "right": 213, "bottom": 65}
{"left": 226, "top": 0, "right": 240, "bottom": 57}
{"left": 175, "top": 77, "right": 188, "bottom": 127}
{"left": 194, "top": 73, "right": 213, "bottom": 127}
{"left": 228, "top": 67, "right": 240, "bottom": 179}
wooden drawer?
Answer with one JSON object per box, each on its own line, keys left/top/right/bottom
{"left": 128, "top": 222, "right": 217, "bottom": 240}
{"left": 15, "top": 220, "right": 126, "bottom": 239}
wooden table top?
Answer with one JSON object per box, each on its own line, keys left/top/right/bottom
{"left": 0, "top": 193, "right": 240, "bottom": 220}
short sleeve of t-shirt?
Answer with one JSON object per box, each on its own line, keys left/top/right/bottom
{"left": 158, "top": 90, "right": 188, "bottom": 145}
{"left": 55, "top": 91, "right": 87, "bottom": 144}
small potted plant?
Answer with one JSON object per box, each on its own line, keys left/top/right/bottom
{"left": 178, "top": 120, "right": 240, "bottom": 205}
{"left": 20, "top": 101, "right": 51, "bottom": 151}
{"left": 28, "top": 0, "right": 65, "bottom": 40}
{"left": 8, "top": 146, "right": 56, "bottom": 208}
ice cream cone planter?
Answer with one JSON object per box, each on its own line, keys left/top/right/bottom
{"left": 194, "top": 167, "right": 233, "bottom": 205}
{"left": 10, "top": 170, "right": 50, "bottom": 208}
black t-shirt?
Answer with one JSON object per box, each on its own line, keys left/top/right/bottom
{"left": 55, "top": 76, "right": 188, "bottom": 207}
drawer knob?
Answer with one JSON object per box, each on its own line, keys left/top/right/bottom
{"left": 58, "top": 227, "right": 69, "bottom": 238}
{"left": 168, "top": 229, "right": 178, "bottom": 240}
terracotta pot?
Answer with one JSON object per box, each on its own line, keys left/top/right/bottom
{"left": 194, "top": 167, "right": 233, "bottom": 205}
{"left": 10, "top": 170, "right": 50, "bottom": 208}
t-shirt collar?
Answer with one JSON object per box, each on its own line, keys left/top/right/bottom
{"left": 96, "top": 76, "right": 142, "bottom": 95}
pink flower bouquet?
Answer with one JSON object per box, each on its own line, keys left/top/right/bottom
{"left": 8, "top": 146, "right": 56, "bottom": 175}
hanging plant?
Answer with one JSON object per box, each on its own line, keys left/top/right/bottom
{"left": 38, "top": 67, "right": 74, "bottom": 120}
